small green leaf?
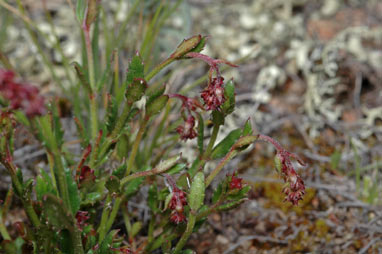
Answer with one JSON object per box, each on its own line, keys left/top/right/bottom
{"left": 197, "top": 113, "right": 204, "bottom": 155}
{"left": 82, "top": 192, "right": 102, "bottom": 206}
{"left": 146, "top": 95, "right": 169, "bottom": 116}
{"left": 124, "top": 177, "right": 144, "bottom": 198}
{"left": 35, "top": 170, "right": 57, "bottom": 201}
{"left": 131, "top": 221, "right": 142, "bottom": 238}
{"left": 167, "top": 163, "right": 187, "bottom": 175}
{"left": 73, "top": 61, "right": 91, "bottom": 93}
{"left": 42, "top": 194, "right": 74, "bottom": 231}
{"left": 188, "top": 172, "right": 205, "bottom": 211}
{"left": 148, "top": 184, "right": 159, "bottom": 213}
{"left": 112, "top": 163, "right": 127, "bottom": 179}
{"left": 125, "top": 78, "right": 147, "bottom": 104}
{"left": 227, "top": 185, "right": 251, "bottom": 201}
{"left": 170, "top": 35, "right": 202, "bottom": 59}
{"left": 211, "top": 129, "right": 241, "bottom": 159}
{"left": 98, "top": 230, "right": 118, "bottom": 254}
{"left": 188, "top": 36, "right": 208, "bottom": 54}
{"left": 105, "top": 175, "right": 120, "bottom": 194}
{"left": 242, "top": 118, "right": 252, "bottom": 136}
{"left": 75, "top": 0, "right": 86, "bottom": 22}
{"left": 146, "top": 83, "right": 166, "bottom": 106}
{"left": 65, "top": 169, "right": 81, "bottom": 215}
{"left": 105, "top": 96, "right": 119, "bottom": 133}
{"left": 216, "top": 199, "right": 246, "bottom": 212}
{"left": 211, "top": 110, "right": 224, "bottom": 126}
{"left": 212, "top": 182, "right": 223, "bottom": 204}
{"left": 221, "top": 80, "right": 235, "bottom": 115}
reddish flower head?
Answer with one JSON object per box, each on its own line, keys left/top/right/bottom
{"left": 0, "top": 69, "right": 46, "bottom": 117}
{"left": 176, "top": 115, "right": 197, "bottom": 140}
{"left": 75, "top": 211, "right": 90, "bottom": 231}
{"left": 229, "top": 172, "right": 243, "bottom": 190}
{"left": 258, "top": 134, "right": 306, "bottom": 205}
{"left": 170, "top": 210, "right": 186, "bottom": 224}
{"left": 200, "top": 76, "right": 225, "bottom": 111}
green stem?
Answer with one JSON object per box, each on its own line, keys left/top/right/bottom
{"left": 145, "top": 58, "right": 174, "bottom": 82}
{"left": 90, "top": 94, "right": 99, "bottom": 145}
{"left": 0, "top": 218, "right": 11, "bottom": 240}
{"left": 126, "top": 115, "right": 149, "bottom": 177}
{"left": 111, "top": 102, "right": 132, "bottom": 138}
{"left": 83, "top": 26, "right": 96, "bottom": 91}
{"left": 173, "top": 213, "right": 196, "bottom": 254}
{"left": 105, "top": 197, "right": 122, "bottom": 232}
{"left": 97, "top": 194, "right": 112, "bottom": 243}
{"left": 204, "top": 124, "right": 219, "bottom": 159}
{"left": 205, "top": 149, "right": 238, "bottom": 188}
{"left": 72, "top": 227, "right": 85, "bottom": 254}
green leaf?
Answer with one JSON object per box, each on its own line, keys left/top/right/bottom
{"left": 216, "top": 199, "right": 246, "bottom": 212}
{"left": 167, "top": 163, "right": 187, "bottom": 175}
{"left": 42, "top": 194, "right": 74, "bottom": 231}
{"left": 58, "top": 229, "right": 74, "bottom": 254}
{"left": 188, "top": 36, "right": 207, "bottom": 54}
{"left": 221, "top": 80, "right": 235, "bottom": 115}
{"left": 65, "top": 169, "right": 81, "bottom": 215}
{"left": 124, "top": 177, "right": 144, "bottom": 199}
{"left": 73, "top": 61, "right": 91, "bottom": 93}
{"left": 98, "top": 230, "right": 118, "bottom": 254}
{"left": 242, "top": 118, "right": 252, "bottom": 136}
{"left": 211, "top": 110, "right": 224, "bottom": 126}
{"left": 197, "top": 113, "right": 204, "bottom": 155}
{"left": 146, "top": 95, "right": 169, "bottom": 116}
{"left": 212, "top": 182, "right": 223, "bottom": 204}
{"left": 188, "top": 172, "right": 205, "bottom": 211}
{"left": 35, "top": 170, "right": 57, "bottom": 201}
{"left": 51, "top": 101, "right": 64, "bottom": 148}
{"left": 76, "top": 0, "right": 86, "bottom": 23}
{"left": 105, "top": 176, "right": 120, "bottom": 194}
{"left": 170, "top": 35, "right": 202, "bottom": 59}
{"left": 148, "top": 184, "right": 159, "bottom": 213}
{"left": 211, "top": 129, "right": 242, "bottom": 159}
{"left": 125, "top": 78, "right": 147, "bottom": 104}
{"left": 227, "top": 185, "right": 251, "bottom": 201}
{"left": 82, "top": 192, "right": 102, "bottom": 206}
{"left": 105, "top": 96, "right": 119, "bottom": 133}
{"left": 146, "top": 83, "right": 166, "bottom": 106}
{"left": 112, "top": 163, "right": 127, "bottom": 179}
{"left": 121, "top": 55, "right": 144, "bottom": 97}
{"left": 131, "top": 222, "right": 142, "bottom": 238}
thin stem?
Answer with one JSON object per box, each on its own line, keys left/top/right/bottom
{"left": 173, "top": 213, "right": 196, "bottom": 254}
{"left": 111, "top": 102, "right": 132, "bottom": 138}
{"left": 0, "top": 217, "right": 11, "bottom": 240}
{"left": 83, "top": 26, "right": 96, "bottom": 91}
{"left": 97, "top": 194, "right": 112, "bottom": 242}
{"left": 90, "top": 94, "right": 99, "bottom": 145}
{"left": 205, "top": 149, "right": 238, "bottom": 188}
{"left": 126, "top": 115, "right": 149, "bottom": 177}
{"left": 145, "top": 58, "right": 174, "bottom": 82}
{"left": 204, "top": 124, "right": 219, "bottom": 159}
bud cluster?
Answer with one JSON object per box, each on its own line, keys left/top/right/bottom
{"left": 169, "top": 187, "right": 188, "bottom": 224}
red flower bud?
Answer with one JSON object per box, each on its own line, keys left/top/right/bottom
{"left": 176, "top": 115, "right": 197, "bottom": 140}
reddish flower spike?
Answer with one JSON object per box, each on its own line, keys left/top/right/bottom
{"left": 258, "top": 134, "right": 306, "bottom": 206}
{"left": 200, "top": 76, "right": 225, "bottom": 111}
{"left": 75, "top": 211, "right": 90, "bottom": 231}
{"left": 229, "top": 172, "right": 243, "bottom": 190}
{"left": 176, "top": 115, "right": 197, "bottom": 141}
